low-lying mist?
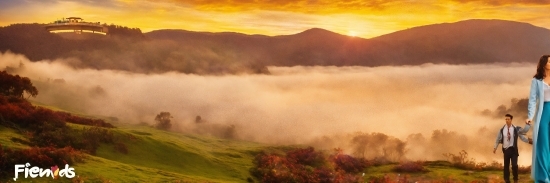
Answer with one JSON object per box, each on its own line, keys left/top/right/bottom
{"left": 0, "top": 51, "right": 537, "bottom": 165}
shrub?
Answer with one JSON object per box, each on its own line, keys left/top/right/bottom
{"left": 287, "top": 147, "right": 327, "bottom": 167}
{"left": 251, "top": 147, "right": 368, "bottom": 183}
{"left": 0, "top": 144, "right": 85, "bottom": 178}
{"left": 0, "top": 93, "right": 119, "bottom": 154}
{"left": 332, "top": 154, "right": 370, "bottom": 173}
{"left": 443, "top": 150, "right": 531, "bottom": 173}
{"left": 0, "top": 90, "right": 114, "bottom": 130}
{"left": 114, "top": 142, "right": 128, "bottom": 154}
{"left": 58, "top": 112, "right": 114, "bottom": 128}
{"left": 28, "top": 124, "right": 116, "bottom": 154}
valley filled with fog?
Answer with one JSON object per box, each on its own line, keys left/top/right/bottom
{"left": 0, "top": 51, "right": 537, "bottom": 165}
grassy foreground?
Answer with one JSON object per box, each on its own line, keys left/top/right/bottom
{"left": 1, "top": 122, "right": 533, "bottom": 183}
{"left": 0, "top": 110, "right": 533, "bottom": 183}
{"left": 364, "top": 161, "right": 531, "bottom": 183}
{"left": 1, "top": 122, "right": 273, "bottom": 182}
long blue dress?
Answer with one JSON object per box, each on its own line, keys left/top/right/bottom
{"left": 535, "top": 102, "right": 550, "bottom": 182}
{"left": 530, "top": 78, "right": 550, "bottom": 182}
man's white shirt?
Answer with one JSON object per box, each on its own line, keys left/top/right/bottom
{"left": 502, "top": 124, "right": 515, "bottom": 149}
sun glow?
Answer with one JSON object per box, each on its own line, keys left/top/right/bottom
{"left": 348, "top": 30, "right": 357, "bottom": 37}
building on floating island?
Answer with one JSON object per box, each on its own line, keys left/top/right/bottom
{"left": 45, "top": 17, "right": 108, "bottom": 35}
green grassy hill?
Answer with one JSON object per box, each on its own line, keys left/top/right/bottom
{"left": 87, "top": 124, "right": 267, "bottom": 182}
{"left": 1, "top": 122, "right": 534, "bottom": 183}
{"left": 1, "top": 121, "right": 275, "bottom": 182}
{"left": 0, "top": 104, "right": 533, "bottom": 183}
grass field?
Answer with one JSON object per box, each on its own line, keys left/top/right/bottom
{"left": 364, "top": 161, "right": 531, "bottom": 183}
{"left": 0, "top": 104, "right": 534, "bottom": 183}
{"left": 1, "top": 123, "right": 533, "bottom": 183}
{"left": 1, "top": 123, "right": 271, "bottom": 182}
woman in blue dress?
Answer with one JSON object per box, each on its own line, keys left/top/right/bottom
{"left": 528, "top": 55, "right": 550, "bottom": 182}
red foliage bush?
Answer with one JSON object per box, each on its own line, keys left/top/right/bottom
{"left": 0, "top": 94, "right": 124, "bottom": 155}
{"left": 57, "top": 112, "right": 114, "bottom": 128}
{"left": 251, "top": 147, "right": 368, "bottom": 183}
{"left": 0, "top": 95, "right": 37, "bottom": 127}
{"left": 287, "top": 147, "right": 327, "bottom": 167}
{"left": 332, "top": 154, "right": 371, "bottom": 173}
{"left": 251, "top": 152, "right": 293, "bottom": 183}
{"left": 0, "top": 94, "right": 114, "bottom": 129}
{"left": 0, "top": 144, "right": 84, "bottom": 178}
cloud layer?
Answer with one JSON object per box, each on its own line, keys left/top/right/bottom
{"left": 0, "top": 51, "right": 538, "bottom": 165}
{"left": 167, "top": 0, "right": 550, "bottom": 12}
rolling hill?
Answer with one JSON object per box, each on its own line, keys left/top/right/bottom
{"left": 0, "top": 122, "right": 273, "bottom": 182}
{"left": 0, "top": 117, "right": 533, "bottom": 183}
{"left": 146, "top": 19, "right": 550, "bottom": 66}
{"left": 368, "top": 19, "right": 550, "bottom": 65}
{"left": 1, "top": 19, "right": 549, "bottom": 75}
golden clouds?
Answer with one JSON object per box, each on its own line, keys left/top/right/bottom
{"left": 1, "top": 0, "right": 550, "bottom": 38}
{"left": 163, "top": 0, "right": 406, "bottom": 13}
{"left": 450, "top": 0, "right": 550, "bottom": 6}
{"left": 159, "top": 0, "right": 550, "bottom": 14}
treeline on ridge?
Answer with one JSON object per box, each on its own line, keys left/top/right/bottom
{"left": 2, "top": 20, "right": 550, "bottom": 75}
{"left": 0, "top": 23, "right": 269, "bottom": 75}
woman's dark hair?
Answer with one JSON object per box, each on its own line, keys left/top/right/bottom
{"left": 534, "top": 55, "right": 550, "bottom": 79}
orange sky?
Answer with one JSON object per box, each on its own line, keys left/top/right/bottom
{"left": 1, "top": 0, "right": 549, "bottom": 38}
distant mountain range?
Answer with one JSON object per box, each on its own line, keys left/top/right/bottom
{"left": 1, "top": 19, "right": 549, "bottom": 74}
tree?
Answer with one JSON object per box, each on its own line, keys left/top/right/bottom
{"left": 0, "top": 71, "right": 38, "bottom": 98}
{"left": 154, "top": 112, "right": 172, "bottom": 130}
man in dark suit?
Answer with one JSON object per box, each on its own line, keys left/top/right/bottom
{"left": 493, "top": 114, "right": 532, "bottom": 183}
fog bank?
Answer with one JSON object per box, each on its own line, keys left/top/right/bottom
{"left": 0, "top": 52, "right": 536, "bottom": 165}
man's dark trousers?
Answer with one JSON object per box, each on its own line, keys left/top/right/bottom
{"left": 503, "top": 147, "right": 519, "bottom": 183}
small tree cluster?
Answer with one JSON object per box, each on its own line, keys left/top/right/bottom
{"left": 105, "top": 24, "right": 143, "bottom": 38}
{"left": 0, "top": 71, "right": 38, "bottom": 99}
{"left": 155, "top": 112, "right": 173, "bottom": 130}
{"left": 351, "top": 132, "right": 405, "bottom": 161}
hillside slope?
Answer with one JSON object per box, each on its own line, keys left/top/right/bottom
{"left": 92, "top": 124, "right": 266, "bottom": 182}
{"left": 147, "top": 19, "right": 550, "bottom": 66}
{"left": 369, "top": 19, "right": 550, "bottom": 64}
{"left": 1, "top": 19, "right": 548, "bottom": 75}
{"left": 0, "top": 122, "right": 275, "bottom": 182}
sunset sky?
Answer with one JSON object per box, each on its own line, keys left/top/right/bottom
{"left": 1, "top": 0, "right": 549, "bottom": 38}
